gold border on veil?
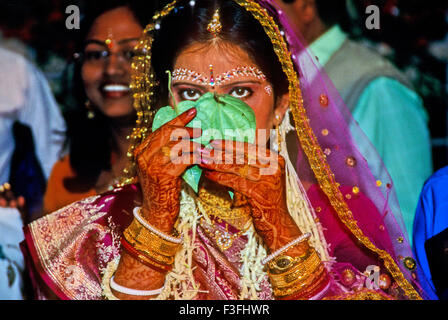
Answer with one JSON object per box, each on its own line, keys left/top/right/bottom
{"left": 122, "top": 0, "right": 422, "bottom": 300}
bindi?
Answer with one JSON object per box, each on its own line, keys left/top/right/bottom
{"left": 105, "top": 28, "right": 114, "bottom": 49}
{"left": 209, "top": 64, "right": 215, "bottom": 88}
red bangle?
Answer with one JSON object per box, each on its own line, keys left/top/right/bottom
{"left": 120, "top": 237, "right": 173, "bottom": 273}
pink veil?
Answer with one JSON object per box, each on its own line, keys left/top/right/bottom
{"left": 254, "top": 0, "right": 434, "bottom": 299}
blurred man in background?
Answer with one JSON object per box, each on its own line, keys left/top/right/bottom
{"left": 276, "top": 0, "right": 433, "bottom": 243}
{"left": 0, "top": 45, "right": 65, "bottom": 299}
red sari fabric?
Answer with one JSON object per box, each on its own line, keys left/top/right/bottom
{"left": 21, "top": 183, "right": 393, "bottom": 300}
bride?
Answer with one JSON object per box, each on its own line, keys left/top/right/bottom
{"left": 21, "top": 0, "right": 431, "bottom": 300}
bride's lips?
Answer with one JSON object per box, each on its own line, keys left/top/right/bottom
{"left": 100, "top": 83, "right": 131, "bottom": 98}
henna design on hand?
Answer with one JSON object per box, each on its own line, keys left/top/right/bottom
{"left": 133, "top": 108, "right": 201, "bottom": 233}
{"left": 112, "top": 250, "right": 166, "bottom": 300}
{"left": 199, "top": 140, "right": 308, "bottom": 256}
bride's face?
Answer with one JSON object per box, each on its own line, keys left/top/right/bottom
{"left": 172, "top": 41, "right": 288, "bottom": 132}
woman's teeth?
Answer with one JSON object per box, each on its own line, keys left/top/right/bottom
{"left": 103, "top": 84, "right": 130, "bottom": 92}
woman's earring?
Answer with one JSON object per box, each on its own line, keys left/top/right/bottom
{"left": 85, "top": 100, "right": 95, "bottom": 119}
{"left": 275, "top": 114, "right": 282, "bottom": 153}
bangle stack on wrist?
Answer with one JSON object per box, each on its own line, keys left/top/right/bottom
{"left": 262, "top": 232, "right": 311, "bottom": 266}
{"left": 264, "top": 234, "right": 329, "bottom": 300}
{"left": 122, "top": 206, "right": 182, "bottom": 273}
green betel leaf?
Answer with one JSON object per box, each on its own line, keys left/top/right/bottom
{"left": 151, "top": 92, "right": 256, "bottom": 192}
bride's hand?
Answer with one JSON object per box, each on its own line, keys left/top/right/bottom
{"left": 134, "top": 108, "right": 202, "bottom": 234}
{"left": 198, "top": 140, "right": 308, "bottom": 255}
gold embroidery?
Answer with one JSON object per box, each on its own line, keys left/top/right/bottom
{"left": 29, "top": 196, "right": 113, "bottom": 300}
{"left": 323, "top": 288, "right": 393, "bottom": 300}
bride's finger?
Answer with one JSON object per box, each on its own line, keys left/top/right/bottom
{"left": 134, "top": 108, "right": 198, "bottom": 159}
{"left": 209, "top": 139, "right": 281, "bottom": 167}
{"left": 166, "top": 107, "right": 197, "bottom": 127}
{"left": 170, "top": 152, "right": 201, "bottom": 167}
{"left": 198, "top": 146, "right": 272, "bottom": 170}
{"left": 203, "top": 170, "right": 255, "bottom": 197}
{"left": 199, "top": 159, "right": 261, "bottom": 181}
{"left": 161, "top": 140, "right": 203, "bottom": 164}
{"left": 136, "top": 125, "right": 202, "bottom": 161}
{"left": 166, "top": 126, "right": 202, "bottom": 141}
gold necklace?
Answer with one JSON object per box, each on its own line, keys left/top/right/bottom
{"left": 199, "top": 216, "right": 251, "bottom": 251}
{"left": 195, "top": 182, "right": 252, "bottom": 251}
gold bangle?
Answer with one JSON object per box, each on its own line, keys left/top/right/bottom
{"left": 128, "top": 217, "right": 181, "bottom": 255}
{"left": 270, "top": 262, "right": 321, "bottom": 289}
{"left": 124, "top": 218, "right": 181, "bottom": 257}
{"left": 267, "top": 248, "right": 313, "bottom": 275}
{"left": 130, "top": 238, "right": 176, "bottom": 265}
{"left": 273, "top": 264, "right": 327, "bottom": 298}
{"left": 123, "top": 230, "right": 175, "bottom": 265}
{"left": 123, "top": 219, "right": 181, "bottom": 266}
{"left": 121, "top": 237, "right": 172, "bottom": 272}
{"left": 268, "top": 249, "right": 322, "bottom": 288}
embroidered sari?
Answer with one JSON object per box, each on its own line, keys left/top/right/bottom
{"left": 23, "top": 183, "right": 394, "bottom": 300}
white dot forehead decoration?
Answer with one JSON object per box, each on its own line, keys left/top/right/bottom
{"left": 264, "top": 85, "right": 272, "bottom": 96}
{"left": 172, "top": 65, "right": 267, "bottom": 87}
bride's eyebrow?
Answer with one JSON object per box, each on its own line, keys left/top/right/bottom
{"left": 221, "top": 80, "right": 261, "bottom": 88}
{"left": 172, "top": 82, "right": 207, "bottom": 91}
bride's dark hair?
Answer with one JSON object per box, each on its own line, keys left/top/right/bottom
{"left": 151, "top": 0, "right": 289, "bottom": 108}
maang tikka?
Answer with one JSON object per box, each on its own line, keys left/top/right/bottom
{"left": 207, "top": 9, "right": 222, "bottom": 37}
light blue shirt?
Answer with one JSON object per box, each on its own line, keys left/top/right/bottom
{"left": 310, "top": 26, "right": 433, "bottom": 243}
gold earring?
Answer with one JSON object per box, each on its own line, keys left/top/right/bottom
{"left": 275, "top": 114, "right": 282, "bottom": 153}
{"left": 85, "top": 100, "right": 95, "bottom": 119}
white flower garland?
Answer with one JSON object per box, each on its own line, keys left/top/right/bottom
{"left": 238, "top": 224, "right": 268, "bottom": 300}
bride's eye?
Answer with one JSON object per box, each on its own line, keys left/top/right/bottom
{"left": 179, "top": 88, "right": 202, "bottom": 101}
{"left": 229, "top": 87, "right": 253, "bottom": 99}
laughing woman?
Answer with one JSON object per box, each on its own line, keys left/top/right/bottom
{"left": 42, "top": 1, "right": 157, "bottom": 214}
{"left": 23, "top": 0, "right": 432, "bottom": 300}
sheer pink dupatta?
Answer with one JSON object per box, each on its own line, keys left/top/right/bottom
{"left": 255, "top": 0, "right": 433, "bottom": 299}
